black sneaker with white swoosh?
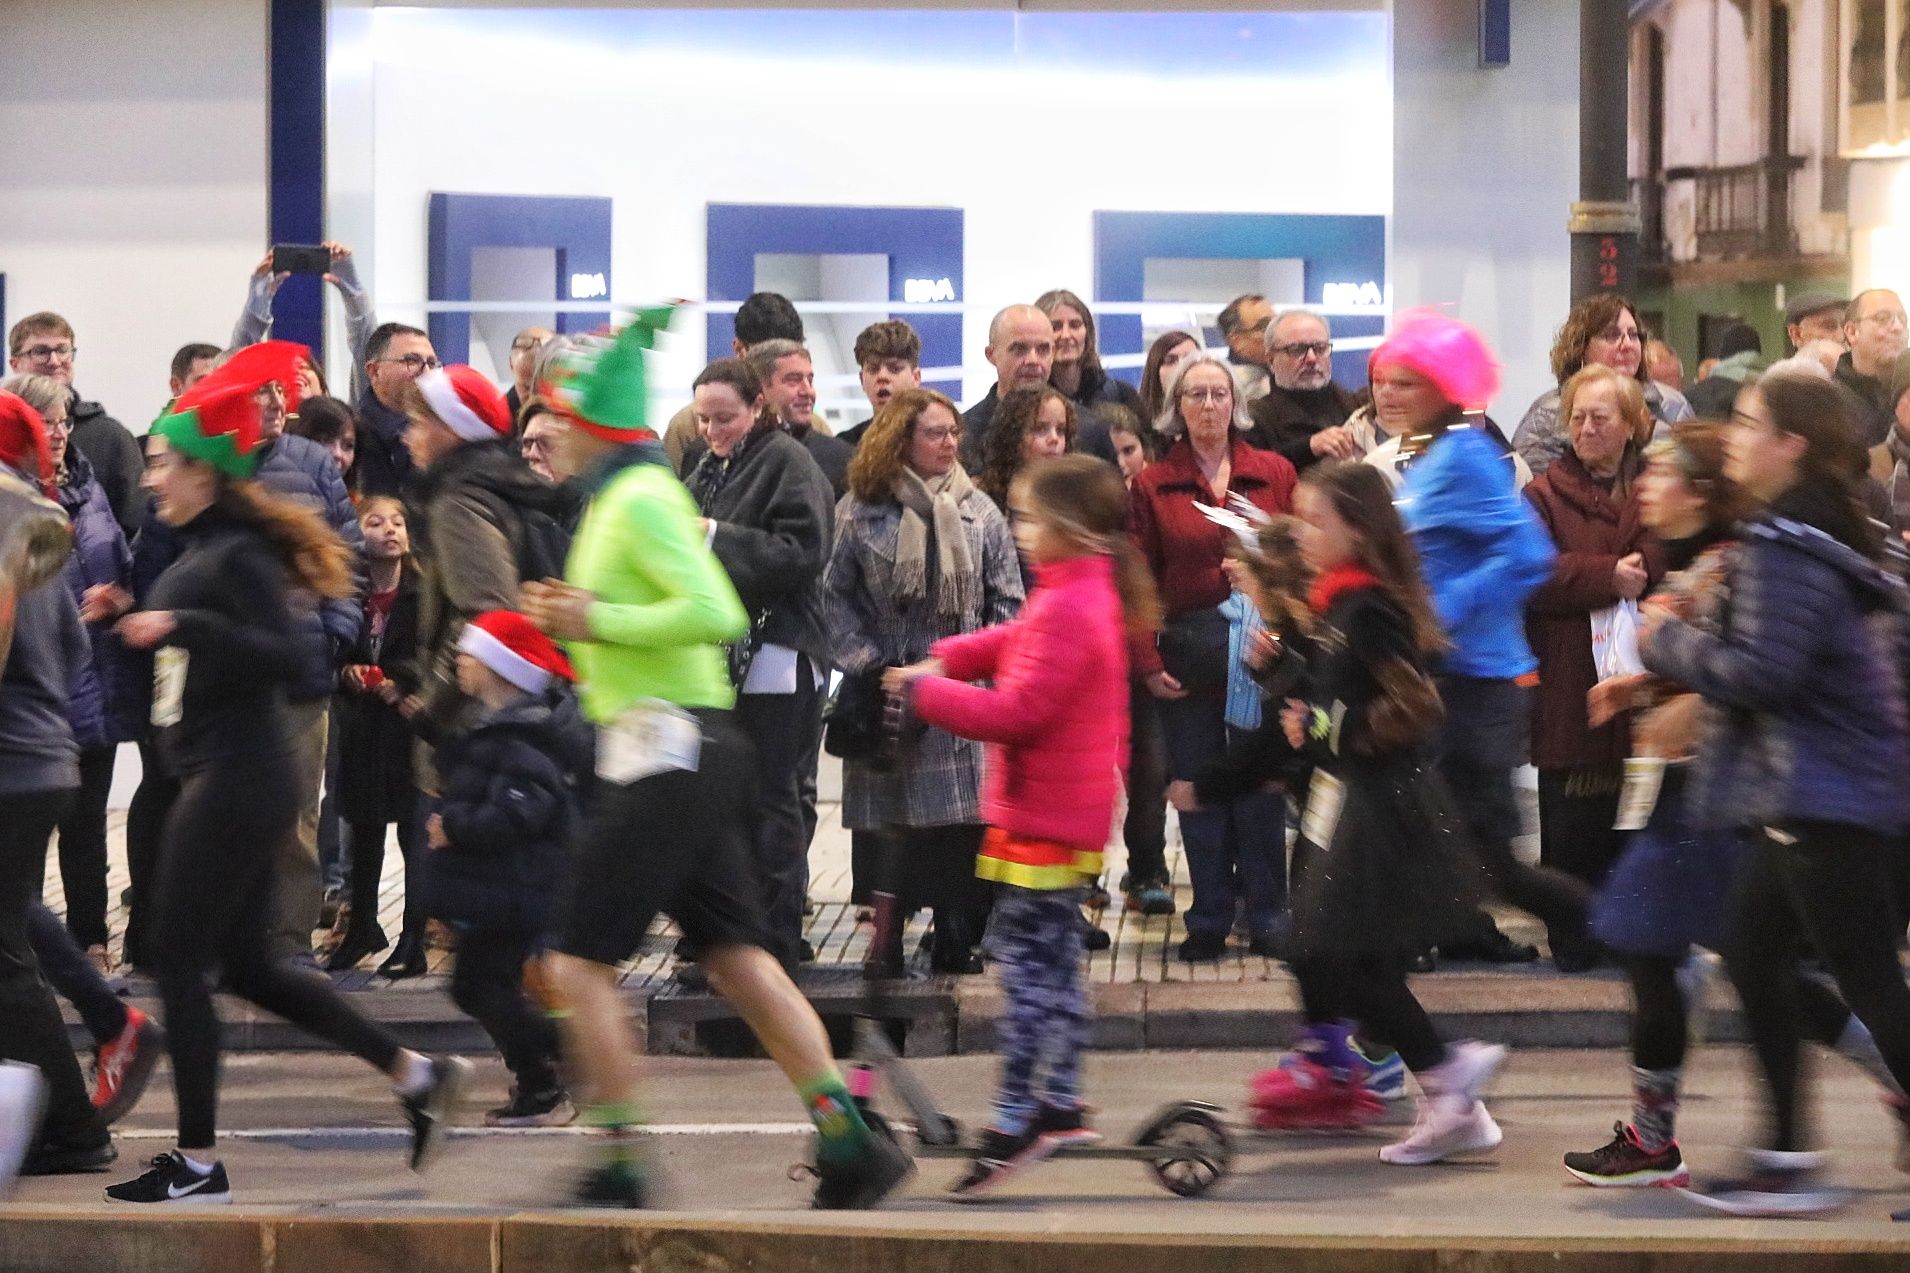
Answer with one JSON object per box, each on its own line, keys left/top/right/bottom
{"left": 104, "top": 1151, "right": 232, "bottom": 1205}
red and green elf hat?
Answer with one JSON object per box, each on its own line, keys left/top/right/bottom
{"left": 150, "top": 341, "right": 308, "bottom": 479}
{"left": 538, "top": 305, "right": 677, "bottom": 442}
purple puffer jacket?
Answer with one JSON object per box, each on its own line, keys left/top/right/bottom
{"left": 57, "top": 447, "right": 138, "bottom": 748}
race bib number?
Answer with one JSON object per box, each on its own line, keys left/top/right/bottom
{"left": 596, "top": 700, "right": 702, "bottom": 785}
{"left": 151, "top": 648, "right": 187, "bottom": 728}
{"left": 1614, "top": 757, "right": 1667, "bottom": 831}
{"left": 1300, "top": 770, "right": 1346, "bottom": 849}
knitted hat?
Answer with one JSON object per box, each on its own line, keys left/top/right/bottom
{"left": 1368, "top": 310, "right": 1502, "bottom": 413}
{"left": 417, "top": 365, "right": 512, "bottom": 443}
{"left": 457, "top": 610, "right": 575, "bottom": 694}
{"left": 0, "top": 392, "right": 54, "bottom": 497}
{"left": 539, "top": 306, "right": 677, "bottom": 442}
{"left": 150, "top": 340, "right": 307, "bottom": 479}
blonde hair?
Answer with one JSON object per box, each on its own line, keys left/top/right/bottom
{"left": 1559, "top": 363, "right": 1652, "bottom": 450}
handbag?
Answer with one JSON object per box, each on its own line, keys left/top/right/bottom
{"left": 822, "top": 666, "right": 888, "bottom": 760}
{"left": 1156, "top": 606, "right": 1233, "bottom": 694}
{"left": 726, "top": 607, "right": 773, "bottom": 688}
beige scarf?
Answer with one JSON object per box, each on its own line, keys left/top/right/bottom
{"left": 891, "top": 464, "right": 979, "bottom": 619}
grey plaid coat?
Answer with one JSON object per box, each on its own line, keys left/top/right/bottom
{"left": 822, "top": 487, "right": 1024, "bottom": 829}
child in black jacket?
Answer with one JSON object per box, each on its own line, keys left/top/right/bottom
{"left": 428, "top": 610, "right": 593, "bottom": 1126}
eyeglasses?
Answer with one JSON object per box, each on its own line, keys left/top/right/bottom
{"left": 1858, "top": 310, "right": 1909, "bottom": 329}
{"left": 17, "top": 343, "right": 74, "bottom": 362}
{"left": 915, "top": 425, "right": 963, "bottom": 443}
{"left": 1179, "top": 387, "right": 1233, "bottom": 405}
{"left": 511, "top": 338, "right": 547, "bottom": 353}
{"left": 41, "top": 417, "right": 72, "bottom": 435}
{"left": 1596, "top": 327, "right": 1642, "bottom": 345}
{"left": 376, "top": 354, "right": 442, "bottom": 374}
{"left": 521, "top": 436, "right": 554, "bottom": 453}
{"left": 1270, "top": 341, "right": 1331, "bottom": 359}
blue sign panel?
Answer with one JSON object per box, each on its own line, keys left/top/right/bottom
{"left": 426, "top": 193, "right": 613, "bottom": 365}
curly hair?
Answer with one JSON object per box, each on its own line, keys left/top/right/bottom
{"left": 978, "top": 385, "right": 1075, "bottom": 508}
{"left": 1549, "top": 294, "right": 1645, "bottom": 385}
{"left": 846, "top": 387, "right": 962, "bottom": 502}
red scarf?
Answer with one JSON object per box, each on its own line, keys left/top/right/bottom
{"left": 1307, "top": 564, "right": 1383, "bottom": 615}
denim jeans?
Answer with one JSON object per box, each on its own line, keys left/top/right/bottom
{"left": 1157, "top": 696, "right": 1285, "bottom": 939}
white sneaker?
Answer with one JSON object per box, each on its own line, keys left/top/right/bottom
{"left": 1430, "top": 1040, "right": 1508, "bottom": 1105}
{"left": 0, "top": 1062, "right": 47, "bottom": 1197}
{"left": 1676, "top": 949, "right": 1722, "bottom": 1046}
{"left": 1379, "top": 1097, "right": 1503, "bottom": 1165}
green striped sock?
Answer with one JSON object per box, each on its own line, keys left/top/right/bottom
{"left": 797, "top": 1072, "right": 872, "bottom": 1164}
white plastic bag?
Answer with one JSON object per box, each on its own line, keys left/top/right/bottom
{"left": 1589, "top": 601, "right": 1645, "bottom": 681}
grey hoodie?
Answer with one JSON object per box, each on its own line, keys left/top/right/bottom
{"left": 0, "top": 574, "right": 85, "bottom": 797}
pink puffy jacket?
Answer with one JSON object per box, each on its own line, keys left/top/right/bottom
{"left": 912, "top": 553, "right": 1129, "bottom": 852}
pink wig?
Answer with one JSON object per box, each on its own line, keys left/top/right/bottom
{"left": 1368, "top": 309, "right": 1502, "bottom": 412}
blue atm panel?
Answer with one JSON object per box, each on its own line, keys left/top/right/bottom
{"left": 426, "top": 193, "right": 614, "bottom": 365}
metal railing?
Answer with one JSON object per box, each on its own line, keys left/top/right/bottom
{"left": 1691, "top": 158, "right": 1801, "bottom": 258}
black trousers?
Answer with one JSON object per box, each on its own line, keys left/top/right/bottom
{"left": 1294, "top": 953, "right": 1445, "bottom": 1074}
{"left": 47, "top": 745, "right": 116, "bottom": 948}
{"left": 342, "top": 804, "right": 426, "bottom": 948}
{"left": 1535, "top": 766, "right": 1621, "bottom": 962}
{"left": 1620, "top": 950, "right": 1855, "bottom": 1073}
{"left": 154, "top": 758, "right": 403, "bottom": 1148}
{"left": 449, "top": 926, "right": 560, "bottom": 1094}
{"left": 864, "top": 823, "right": 990, "bottom": 968}
{"left": 123, "top": 739, "right": 179, "bottom": 971}
{"left": 0, "top": 788, "right": 107, "bottom": 1150}
{"left": 733, "top": 659, "right": 823, "bottom": 966}
{"left": 28, "top": 900, "right": 126, "bottom": 1046}
{"left": 1122, "top": 681, "right": 1169, "bottom": 887}
{"left": 1721, "top": 822, "right": 1910, "bottom": 1152}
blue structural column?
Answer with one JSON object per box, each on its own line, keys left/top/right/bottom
{"left": 1478, "top": 0, "right": 1510, "bottom": 67}
{"left": 269, "top": 0, "right": 327, "bottom": 355}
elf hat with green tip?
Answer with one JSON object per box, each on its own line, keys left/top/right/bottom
{"left": 150, "top": 340, "right": 308, "bottom": 479}
{"left": 538, "top": 305, "right": 677, "bottom": 442}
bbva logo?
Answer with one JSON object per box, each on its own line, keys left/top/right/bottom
{"left": 569, "top": 272, "right": 609, "bottom": 300}
{"left": 903, "top": 277, "right": 957, "bottom": 303}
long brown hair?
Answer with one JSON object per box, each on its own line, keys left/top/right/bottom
{"left": 979, "top": 385, "right": 1076, "bottom": 508}
{"left": 1034, "top": 288, "right": 1108, "bottom": 386}
{"left": 846, "top": 387, "right": 961, "bottom": 503}
{"left": 1754, "top": 373, "right": 1883, "bottom": 558}
{"left": 1235, "top": 515, "right": 1314, "bottom": 638}
{"left": 213, "top": 478, "right": 355, "bottom": 599}
{"left": 1649, "top": 420, "right": 1750, "bottom": 535}
{"left": 1300, "top": 462, "right": 1446, "bottom": 654}
{"left": 1012, "top": 455, "right": 1161, "bottom": 636}
{"left": 1139, "top": 330, "right": 1200, "bottom": 426}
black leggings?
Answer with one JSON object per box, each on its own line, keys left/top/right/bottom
{"left": 1622, "top": 951, "right": 1854, "bottom": 1073}
{"left": 123, "top": 739, "right": 179, "bottom": 971}
{"left": 1293, "top": 954, "right": 1445, "bottom": 1074}
{"left": 155, "top": 759, "right": 403, "bottom": 1149}
{"left": 449, "top": 927, "right": 560, "bottom": 1094}
{"left": 1720, "top": 823, "right": 1910, "bottom": 1152}
{"left": 50, "top": 746, "right": 116, "bottom": 948}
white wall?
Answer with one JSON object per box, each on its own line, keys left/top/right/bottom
{"left": 1391, "top": 0, "right": 1578, "bottom": 421}
{"left": 351, "top": 8, "right": 1392, "bottom": 410}
{"left": 0, "top": 0, "right": 269, "bottom": 431}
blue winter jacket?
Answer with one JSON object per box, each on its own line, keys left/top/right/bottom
{"left": 1397, "top": 426, "right": 1557, "bottom": 679}
{"left": 253, "top": 432, "right": 365, "bottom": 702}
{"left": 56, "top": 449, "right": 138, "bottom": 747}
{"left": 1645, "top": 513, "right": 1910, "bottom": 834}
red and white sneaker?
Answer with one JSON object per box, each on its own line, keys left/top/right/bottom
{"left": 92, "top": 1006, "right": 164, "bottom": 1125}
{"left": 1248, "top": 1058, "right": 1385, "bottom": 1131}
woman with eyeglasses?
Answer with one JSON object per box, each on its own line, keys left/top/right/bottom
{"left": 1512, "top": 295, "right": 1693, "bottom": 479}
{"left": 821, "top": 389, "right": 1024, "bottom": 973}
{"left": 1127, "top": 353, "right": 1298, "bottom": 961}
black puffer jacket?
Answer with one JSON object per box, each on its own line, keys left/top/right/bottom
{"left": 424, "top": 686, "right": 593, "bottom": 932}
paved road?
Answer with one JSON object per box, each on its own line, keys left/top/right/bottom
{"left": 10, "top": 1046, "right": 1910, "bottom": 1239}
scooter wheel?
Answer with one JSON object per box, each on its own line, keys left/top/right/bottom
{"left": 1138, "top": 1106, "right": 1233, "bottom": 1198}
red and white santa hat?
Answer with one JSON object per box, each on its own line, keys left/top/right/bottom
{"left": 457, "top": 610, "right": 575, "bottom": 694}
{"left": 417, "top": 364, "right": 512, "bottom": 443}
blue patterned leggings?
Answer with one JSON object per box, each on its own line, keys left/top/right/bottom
{"left": 987, "top": 884, "right": 1088, "bottom": 1134}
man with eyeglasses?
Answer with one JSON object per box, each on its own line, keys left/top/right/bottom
{"left": 505, "top": 326, "right": 555, "bottom": 426}
{"left": 7, "top": 313, "right": 144, "bottom": 538}
{"left": 1836, "top": 289, "right": 1909, "bottom": 447}
{"left": 1245, "top": 309, "right": 1366, "bottom": 473}
{"left": 1217, "top": 294, "right": 1274, "bottom": 404}
{"left": 356, "top": 322, "right": 441, "bottom": 497}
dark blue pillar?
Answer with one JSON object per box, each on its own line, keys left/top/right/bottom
{"left": 269, "top": 0, "right": 327, "bottom": 356}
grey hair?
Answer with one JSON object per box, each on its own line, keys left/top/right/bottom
{"left": 1264, "top": 308, "right": 1331, "bottom": 354}
{"left": 530, "top": 334, "right": 580, "bottom": 391}
{"left": 743, "top": 338, "right": 809, "bottom": 382}
{"left": 1760, "top": 352, "right": 1835, "bottom": 382}
{"left": 0, "top": 373, "right": 66, "bottom": 417}
{"left": 1155, "top": 352, "right": 1253, "bottom": 438}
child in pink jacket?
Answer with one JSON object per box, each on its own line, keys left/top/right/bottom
{"left": 889, "top": 455, "right": 1159, "bottom": 1198}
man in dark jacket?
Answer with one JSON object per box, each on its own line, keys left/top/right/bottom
{"left": 838, "top": 320, "right": 922, "bottom": 449}
{"left": 1245, "top": 309, "right": 1365, "bottom": 471}
{"left": 962, "top": 304, "right": 1115, "bottom": 466}
{"left": 355, "top": 322, "right": 439, "bottom": 497}
{"left": 253, "top": 381, "right": 366, "bottom": 960}
{"left": 746, "top": 341, "right": 853, "bottom": 501}
{"left": 8, "top": 312, "right": 145, "bottom": 538}
{"left": 1837, "top": 289, "right": 1908, "bottom": 447}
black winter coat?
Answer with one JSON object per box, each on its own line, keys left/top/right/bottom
{"left": 1244, "top": 383, "right": 1365, "bottom": 473}
{"left": 424, "top": 687, "right": 593, "bottom": 932}
{"left": 334, "top": 567, "right": 420, "bottom": 826}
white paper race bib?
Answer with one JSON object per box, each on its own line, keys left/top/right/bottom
{"left": 151, "top": 648, "right": 187, "bottom": 728}
{"left": 1301, "top": 770, "right": 1346, "bottom": 849}
{"left": 1613, "top": 757, "right": 1667, "bottom": 831}
{"left": 596, "top": 700, "right": 702, "bottom": 785}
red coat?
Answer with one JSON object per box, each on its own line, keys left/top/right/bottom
{"left": 912, "top": 553, "right": 1130, "bottom": 861}
{"left": 1523, "top": 452, "right": 1665, "bottom": 770}
{"left": 1126, "top": 434, "right": 1298, "bottom": 675}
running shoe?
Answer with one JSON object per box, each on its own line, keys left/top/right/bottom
{"left": 401, "top": 1055, "right": 471, "bottom": 1171}
{"left": 92, "top": 1006, "right": 164, "bottom": 1125}
{"left": 1677, "top": 1151, "right": 1848, "bottom": 1216}
{"left": 20, "top": 1132, "right": 117, "bottom": 1175}
{"left": 571, "top": 1158, "right": 649, "bottom": 1208}
{"left": 811, "top": 1129, "right": 916, "bottom": 1209}
{"left": 1350, "top": 1041, "right": 1408, "bottom": 1102}
{"left": 1126, "top": 882, "right": 1177, "bottom": 916}
{"left": 485, "top": 1085, "right": 575, "bottom": 1128}
{"left": 947, "top": 1125, "right": 1056, "bottom": 1199}
{"left": 1249, "top": 1057, "right": 1385, "bottom": 1131}
{"left": 1034, "top": 1103, "right": 1103, "bottom": 1148}
{"left": 104, "top": 1151, "right": 231, "bottom": 1205}
{"left": 1563, "top": 1122, "right": 1690, "bottom": 1187}
{"left": 1378, "top": 1098, "right": 1502, "bottom": 1165}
